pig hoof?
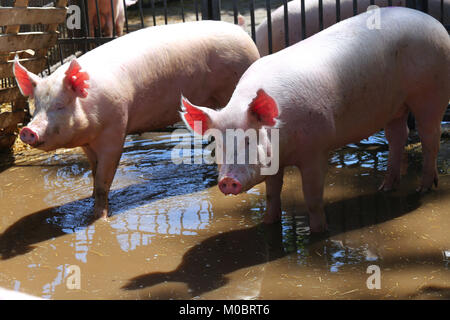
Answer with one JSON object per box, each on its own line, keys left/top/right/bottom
{"left": 309, "top": 219, "right": 328, "bottom": 233}
{"left": 309, "top": 224, "right": 328, "bottom": 234}
{"left": 378, "top": 177, "right": 399, "bottom": 192}
{"left": 94, "top": 209, "right": 109, "bottom": 220}
{"left": 416, "top": 186, "right": 432, "bottom": 194}
{"left": 416, "top": 176, "right": 439, "bottom": 194}
{"left": 263, "top": 212, "right": 281, "bottom": 224}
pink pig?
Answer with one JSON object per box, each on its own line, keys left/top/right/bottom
{"left": 87, "top": 0, "right": 138, "bottom": 37}
{"left": 256, "top": 0, "right": 449, "bottom": 56}
{"left": 15, "top": 21, "right": 260, "bottom": 219}
{"left": 182, "top": 8, "right": 450, "bottom": 233}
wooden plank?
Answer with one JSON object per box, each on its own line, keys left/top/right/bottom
{"left": 0, "top": 57, "right": 46, "bottom": 78}
{"left": 0, "top": 8, "right": 67, "bottom": 26}
{"left": 46, "top": 0, "right": 68, "bottom": 33}
{"left": 4, "top": 0, "right": 30, "bottom": 35}
{"left": 0, "top": 32, "right": 58, "bottom": 52}
{"left": 38, "top": 0, "right": 68, "bottom": 78}
{"left": 1, "top": 0, "right": 30, "bottom": 65}
{"left": 0, "top": 87, "right": 21, "bottom": 104}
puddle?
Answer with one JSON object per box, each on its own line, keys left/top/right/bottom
{"left": 0, "top": 127, "right": 449, "bottom": 300}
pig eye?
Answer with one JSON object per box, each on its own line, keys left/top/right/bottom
{"left": 56, "top": 104, "right": 65, "bottom": 111}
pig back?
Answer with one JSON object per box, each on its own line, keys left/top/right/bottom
{"left": 77, "top": 21, "right": 260, "bottom": 133}
{"left": 235, "top": 7, "right": 449, "bottom": 153}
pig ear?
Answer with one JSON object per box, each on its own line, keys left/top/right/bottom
{"left": 180, "top": 95, "right": 214, "bottom": 135}
{"left": 64, "top": 59, "right": 90, "bottom": 98}
{"left": 13, "top": 57, "right": 40, "bottom": 98}
{"left": 248, "top": 89, "right": 279, "bottom": 127}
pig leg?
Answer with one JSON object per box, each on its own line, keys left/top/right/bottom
{"left": 82, "top": 146, "right": 98, "bottom": 177}
{"left": 115, "top": 21, "right": 124, "bottom": 37}
{"left": 88, "top": 132, "right": 125, "bottom": 219}
{"left": 89, "top": 16, "right": 95, "bottom": 37}
{"left": 408, "top": 95, "right": 446, "bottom": 192}
{"left": 414, "top": 117, "right": 442, "bottom": 192}
{"left": 116, "top": 9, "right": 125, "bottom": 36}
{"left": 103, "top": 14, "right": 114, "bottom": 37}
{"left": 416, "top": 122, "right": 440, "bottom": 193}
{"left": 379, "top": 108, "right": 409, "bottom": 191}
{"left": 299, "top": 155, "right": 328, "bottom": 233}
{"left": 82, "top": 146, "right": 98, "bottom": 197}
{"left": 264, "top": 167, "right": 284, "bottom": 224}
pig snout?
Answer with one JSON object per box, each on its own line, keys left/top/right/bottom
{"left": 218, "top": 177, "right": 242, "bottom": 195}
{"left": 19, "top": 127, "right": 40, "bottom": 146}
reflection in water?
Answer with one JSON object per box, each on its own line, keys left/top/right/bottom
{"left": 74, "top": 226, "right": 95, "bottom": 263}
{"left": 0, "top": 128, "right": 449, "bottom": 299}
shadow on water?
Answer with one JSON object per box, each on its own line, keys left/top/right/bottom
{"left": 123, "top": 222, "right": 285, "bottom": 295}
{"left": 0, "top": 130, "right": 218, "bottom": 260}
{"left": 122, "top": 188, "right": 425, "bottom": 297}
{"left": 0, "top": 150, "right": 15, "bottom": 175}
{"left": 0, "top": 162, "right": 217, "bottom": 260}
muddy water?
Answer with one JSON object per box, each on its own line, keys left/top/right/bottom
{"left": 0, "top": 126, "right": 449, "bottom": 300}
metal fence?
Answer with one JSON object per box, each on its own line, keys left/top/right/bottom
{"left": 0, "top": 1, "right": 447, "bottom": 77}
{"left": 0, "top": 0, "right": 448, "bottom": 108}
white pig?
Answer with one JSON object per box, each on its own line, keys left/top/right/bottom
{"left": 14, "top": 21, "right": 260, "bottom": 219}
{"left": 181, "top": 8, "right": 450, "bottom": 232}
{"left": 256, "top": 0, "right": 449, "bottom": 56}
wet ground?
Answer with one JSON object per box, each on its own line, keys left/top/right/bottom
{"left": 0, "top": 124, "right": 449, "bottom": 300}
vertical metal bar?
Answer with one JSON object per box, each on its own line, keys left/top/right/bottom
{"left": 440, "top": 0, "right": 444, "bottom": 23}
{"left": 123, "top": 0, "right": 129, "bottom": 34}
{"left": 265, "top": 0, "right": 272, "bottom": 54}
{"left": 202, "top": 0, "right": 221, "bottom": 21}
{"left": 212, "top": 0, "right": 221, "bottom": 20}
{"left": 95, "top": 0, "right": 102, "bottom": 37}
{"left": 58, "top": 43, "right": 64, "bottom": 65}
{"left": 406, "top": 0, "right": 417, "bottom": 9}
{"left": 80, "top": 0, "right": 89, "bottom": 52}
{"left": 300, "top": 0, "right": 306, "bottom": 40}
{"left": 232, "top": 0, "right": 238, "bottom": 25}
{"left": 138, "top": 0, "right": 145, "bottom": 27}
{"left": 164, "top": 0, "right": 168, "bottom": 25}
{"left": 194, "top": 0, "right": 199, "bottom": 21}
{"left": 250, "top": 0, "right": 256, "bottom": 41}
{"left": 370, "top": 0, "right": 374, "bottom": 5}
{"left": 336, "top": 0, "right": 340, "bottom": 22}
{"left": 388, "top": 0, "right": 392, "bottom": 5}
{"left": 353, "top": 0, "right": 357, "bottom": 16}
{"left": 422, "top": 0, "right": 429, "bottom": 13}
{"left": 201, "top": 0, "right": 210, "bottom": 19}
{"left": 283, "top": 0, "right": 289, "bottom": 48}
{"left": 46, "top": 49, "right": 51, "bottom": 75}
{"left": 110, "top": 0, "right": 116, "bottom": 37}
{"left": 151, "top": 0, "right": 156, "bottom": 26}
{"left": 181, "top": 0, "right": 185, "bottom": 22}
{"left": 318, "top": 0, "right": 323, "bottom": 30}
